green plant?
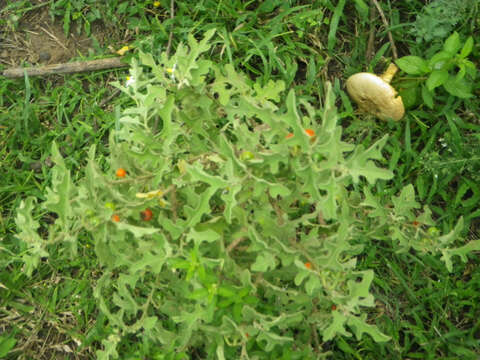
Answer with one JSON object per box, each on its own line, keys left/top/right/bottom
{"left": 378, "top": 112, "right": 480, "bottom": 235}
{"left": 412, "top": 0, "right": 477, "bottom": 44}
{"left": 14, "top": 30, "right": 479, "bottom": 359}
{"left": 49, "top": 0, "right": 158, "bottom": 36}
{"left": 395, "top": 32, "right": 477, "bottom": 109}
{"left": 0, "top": 0, "right": 41, "bottom": 32}
{"left": 375, "top": 31, "right": 480, "bottom": 232}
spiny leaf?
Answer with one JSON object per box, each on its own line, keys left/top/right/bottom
{"left": 251, "top": 251, "right": 277, "bottom": 272}
{"left": 187, "top": 228, "right": 222, "bottom": 246}
{"left": 15, "top": 198, "right": 48, "bottom": 277}
{"left": 346, "top": 135, "right": 394, "bottom": 184}
{"left": 186, "top": 162, "right": 230, "bottom": 189}
{"left": 43, "top": 142, "right": 74, "bottom": 225}
{"left": 441, "top": 238, "right": 480, "bottom": 272}
{"left": 322, "top": 311, "right": 351, "bottom": 341}
{"left": 347, "top": 313, "right": 391, "bottom": 342}
{"left": 115, "top": 222, "right": 159, "bottom": 237}
{"left": 392, "top": 184, "right": 420, "bottom": 219}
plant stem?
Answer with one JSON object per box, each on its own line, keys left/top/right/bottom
{"left": 371, "top": 0, "right": 398, "bottom": 59}
{"left": 380, "top": 63, "right": 398, "bottom": 83}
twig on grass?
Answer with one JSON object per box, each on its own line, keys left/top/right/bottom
{"left": 99, "top": 88, "right": 122, "bottom": 109}
{"left": 2, "top": 57, "right": 128, "bottom": 78}
{"left": 165, "top": 0, "right": 175, "bottom": 57}
{"left": 226, "top": 237, "right": 246, "bottom": 254}
{"left": 370, "top": 0, "right": 398, "bottom": 59}
{"left": 311, "top": 323, "right": 321, "bottom": 352}
{"left": 170, "top": 185, "right": 178, "bottom": 222}
{"left": 366, "top": 2, "right": 376, "bottom": 62}
{"left": 39, "top": 26, "right": 69, "bottom": 51}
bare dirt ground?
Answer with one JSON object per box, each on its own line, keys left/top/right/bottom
{"left": 0, "top": 1, "right": 112, "bottom": 70}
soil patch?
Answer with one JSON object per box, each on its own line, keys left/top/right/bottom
{"left": 0, "top": 2, "right": 109, "bottom": 68}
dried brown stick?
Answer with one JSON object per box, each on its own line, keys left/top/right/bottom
{"left": 39, "top": 26, "right": 68, "bottom": 51}
{"left": 226, "top": 237, "right": 246, "bottom": 254}
{"left": 366, "top": 3, "right": 376, "bottom": 62}
{"left": 165, "top": 0, "right": 175, "bottom": 57}
{"left": 2, "top": 57, "right": 128, "bottom": 78}
{"left": 370, "top": 0, "right": 398, "bottom": 59}
{"left": 98, "top": 88, "right": 122, "bottom": 109}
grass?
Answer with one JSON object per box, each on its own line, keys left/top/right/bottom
{"left": 1, "top": 0, "right": 479, "bottom": 358}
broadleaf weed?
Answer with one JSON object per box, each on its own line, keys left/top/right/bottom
{"left": 412, "top": 0, "right": 477, "bottom": 44}
{"left": 13, "top": 30, "right": 480, "bottom": 359}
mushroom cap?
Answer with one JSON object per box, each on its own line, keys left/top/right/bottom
{"left": 346, "top": 73, "right": 404, "bottom": 121}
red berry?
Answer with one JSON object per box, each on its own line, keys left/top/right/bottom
{"left": 305, "top": 129, "right": 315, "bottom": 137}
{"left": 331, "top": 304, "right": 337, "bottom": 311}
{"left": 141, "top": 208, "right": 153, "bottom": 221}
{"left": 111, "top": 214, "right": 120, "bottom": 222}
{"left": 116, "top": 168, "right": 127, "bottom": 178}
{"left": 305, "top": 262, "right": 312, "bottom": 269}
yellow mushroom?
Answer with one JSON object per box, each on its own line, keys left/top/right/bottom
{"left": 346, "top": 63, "right": 404, "bottom": 121}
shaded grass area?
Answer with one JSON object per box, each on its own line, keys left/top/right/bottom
{"left": 1, "top": 0, "right": 480, "bottom": 358}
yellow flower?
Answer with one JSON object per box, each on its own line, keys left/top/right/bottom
{"left": 177, "top": 159, "right": 187, "bottom": 174}
{"left": 153, "top": 1, "right": 161, "bottom": 7}
{"left": 158, "top": 199, "right": 167, "bottom": 208}
{"left": 136, "top": 189, "right": 164, "bottom": 199}
{"left": 136, "top": 189, "right": 169, "bottom": 207}
{"left": 116, "top": 45, "right": 130, "bottom": 56}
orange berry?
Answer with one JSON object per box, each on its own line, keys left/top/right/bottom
{"left": 116, "top": 168, "right": 127, "bottom": 178}
{"left": 331, "top": 304, "right": 337, "bottom": 311}
{"left": 111, "top": 214, "right": 120, "bottom": 222}
{"left": 305, "top": 129, "right": 315, "bottom": 137}
{"left": 304, "top": 262, "right": 312, "bottom": 269}
{"left": 286, "top": 133, "right": 294, "bottom": 139}
{"left": 141, "top": 208, "right": 153, "bottom": 221}
{"left": 412, "top": 220, "right": 420, "bottom": 227}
